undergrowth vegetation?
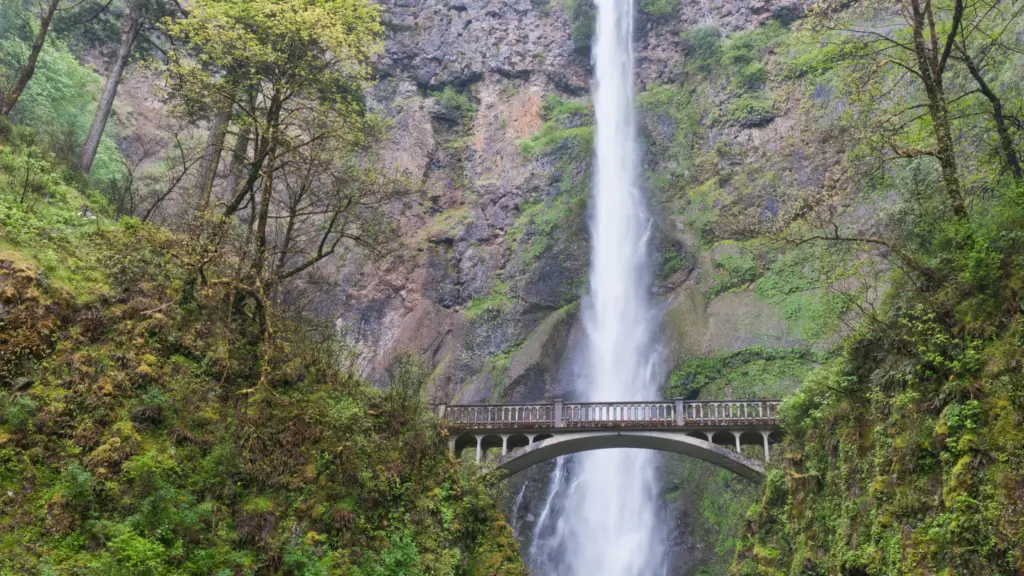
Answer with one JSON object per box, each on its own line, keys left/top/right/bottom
{"left": 0, "top": 137, "right": 526, "bottom": 575}
{"left": 733, "top": 183, "right": 1024, "bottom": 574}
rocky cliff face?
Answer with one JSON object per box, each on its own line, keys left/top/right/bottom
{"left": 336, "top": 0, "right": 867, "bottom": 572}
{"left": 345, "top": 0, "right": 811, "bottom": 390}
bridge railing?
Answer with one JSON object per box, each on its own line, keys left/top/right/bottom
{"left": 438, "top": 399, "right": 780, "bottom": 429}
{"left": 442, "top": 404, "right": 556, "bottom": 428}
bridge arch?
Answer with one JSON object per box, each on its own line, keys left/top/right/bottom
{"left": 490, "top": 431, "right": 766, "bottom": 481}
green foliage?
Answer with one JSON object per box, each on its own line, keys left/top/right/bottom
{"left": 680, "top": 28, "right": 722, "bottom": 75}
{"left": 465, "top": 281, "right": 512, "bottom": 320}
{"left": 432, "top": 85, "right": 476, "bottom": 124}
{"left": 518, "top": 124, "right": 592, "bottom": 158}
{"left": 720, "top": 21, "right": 785, "bottom": 87}
{"left": 0, "top": 145, "right": 527, "bottom": 576}
{"left": 562, "top": 0, "right": 595, "bottom": 53}
{"left": 778, "top": 31, "right": 854, "bottom": 81}
{"left": 667, "top": 346, "right": 817, "bottom": 400}
{"left": 732, "top": 182, "right": 1024, "bottom": 575}
{"left": 518, "top": 95, "right": 594, "bottom": 158}
{"left": 0, "top": 145, "right": 113, "bottom": 297}
{"left": 754, "top": 244, "right": 852, "bottom": 342}
{"left": 639, "top": 0, "right": 676, "bottom": 20}
{"left": 723, "top": 93, "right": 775, "bottom": 126}
{"left": 166, "top": 0, "right": 383, "bottom": 125}
{"left": 353, "top": 531, "right": 425, "bottom": 576}
{"left": 663, "top": 344, "right": 817, "bottom": 574}
{"left": 506, "top": 194, "right": 582, "bottom": 266}
{"left": 0, "top": 29, "right": 123, "bottom": 185}
{"left": 707, "top": 242, "right": 759, "bottom": 296}
{"left": 638, "top": 84, "right": 703, "bottom": 190}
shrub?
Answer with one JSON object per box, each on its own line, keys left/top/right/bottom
{"left": 567, "top": 0, "right": 596, "bottom": 53}
{"left": 724, "top": 94, "right": 775, "bottom": 127}
{"left": 640, "top": 0, "right": 677, "bottom": 20}
{"left": 681, "top": 27, "right": 722, "bottom": 75}
{"left": 432, "top": 85, "right": 476, "bottom": 123}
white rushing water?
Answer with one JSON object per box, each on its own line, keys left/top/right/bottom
{"left": 532, "top": 0, "right": 667, "bottom": 573}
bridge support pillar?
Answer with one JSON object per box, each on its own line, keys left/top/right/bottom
{"left": 474, "top": 435, "right": 483, "bottom": 464}
{"left": 761, "top": 430, "right": 770, "bottom": 461}
{"left": 732, "top": 431, "right": 741, "bottom": 452}
{"left": 501, "top": 434, "right": 509, "bottom": 456}
{"left": 554, "top": 398, "right": 564, "bottom": 428}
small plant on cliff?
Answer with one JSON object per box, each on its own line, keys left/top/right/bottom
{"left": 432, "top": 85, "right": 477, "bottom": 124}
{"left": 639, "top": 0, "right": 676, "bottom": 20}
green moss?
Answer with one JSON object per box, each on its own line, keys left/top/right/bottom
{"left": 723, "top": 93, "right": 776, "bottom": 126}
{"left": 680, "top": 177, "right": 726, "bottom": 244}
{"left": 662, "top": 342, "right": 810, "bottom": 574}
{"left": 419, "top": 206, "right": 473, "bottom": 242}
{"left": 564, "top": 0, "right": 596, "bottom": 52}
{"left": 505, "top": 194, "right": 582, "bottom": 266}
{"left": 519, "top": 124, "right": 593, "bottom": 158}
{"left": 639, "top": 85, "right": 704, "bottom": 192}
{"left": 720, "top": 21, "right": 786, "bottom": 83}
{"left": 707, "top": 241, "right": 760, "bottom": 296}
{"left": 752, "top": 244, "right": 852, "bottom": 342}
{"left": 518, "top": 95, "right": 593, "bottom": 161}
{"left": 0, "top": 146, "right": 114, "bottom": 300}
{"left": 667, "top": 346, "right": 818, "bottom": 400}
{"left": 680, "top": 28, "right": 723, "bottom": 75}
{"left": 465, "top": 281, "right": 512, "bottom": 320}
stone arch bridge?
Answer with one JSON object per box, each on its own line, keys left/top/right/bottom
{"left": 438, "top": 399, "right": 782, "bottom": 482}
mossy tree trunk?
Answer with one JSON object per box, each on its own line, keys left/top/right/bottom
{"left": 906, "top": 0, "right": 967, "bottom": 218}
{"left": 193, "top": 103, "right": 233, "bottom": 210}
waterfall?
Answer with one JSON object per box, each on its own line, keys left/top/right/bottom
{"left": 530, "top": 0, "right": 668, "bottom": 573}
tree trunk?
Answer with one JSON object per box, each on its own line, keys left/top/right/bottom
{"left": 225, "top": 124, "right": 250, "bottom": 199}
{"left": 960, "top": 50, "right": 1022, "bottom": 180}
{"left": 907, "top": 0, "right": 966, "bottom": 218}
{"left": 275, "top": 202, "right": 298, "bottom": 278}
{"left": 0, "top": 0, "right": 62, "bottom": 117}
{"left": 194, "top": 104, "right": 232, "bottom": 209}
{"left": 223, "top": 95, "right": 282, "bottom": 218}
{"left": 253, "top": 139, "right": 278, "bottom": 277}
{"left": 79, "top": 9, "right": 142, "bottom": 174}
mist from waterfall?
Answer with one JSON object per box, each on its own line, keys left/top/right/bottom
{"left": 529, "top": 0, "right": 668, "bottom": 573}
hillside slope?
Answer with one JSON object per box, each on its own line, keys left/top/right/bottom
{"left": 0, "top": 135, "right": 525, "bottom": 576}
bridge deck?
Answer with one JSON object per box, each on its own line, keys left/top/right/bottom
{"left": 438, "top": 399, "right": 781, "bottom": 431}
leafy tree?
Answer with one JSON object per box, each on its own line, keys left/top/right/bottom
{"left": 0, "top": 0, "right": 62, "bottom": 117}
{"left": 815, "top": 0, "right": 985, "bottom": 218}
{"left": 950, "top": 0, "right": 1023, "bottom": 179}
{"left": 161, "top": 0, "right": 397, "bottom": 313}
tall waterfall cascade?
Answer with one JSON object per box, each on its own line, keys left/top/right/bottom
{"left": 531, "top": 0, "right": 668, "bottom": 573}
